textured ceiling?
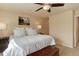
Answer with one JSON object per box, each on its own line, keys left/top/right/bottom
{"left": 0, "top": 3, "right": 79, "bottom": 18}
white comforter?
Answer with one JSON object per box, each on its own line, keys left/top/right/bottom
{"left": 3, "top": 35, "right": 55, "bottom": 56}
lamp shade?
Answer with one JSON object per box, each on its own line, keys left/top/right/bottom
{"left": 0, "top": 23, "right": 6, "bottom": 30}
{"left": 37, "top": 25, "right": 42, "bottom": 29}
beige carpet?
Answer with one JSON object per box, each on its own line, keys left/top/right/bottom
{"left": 56, "top": 43, "right": 79, "bottom": 56}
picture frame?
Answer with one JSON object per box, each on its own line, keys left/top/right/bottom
{"left": 18, "top": 16, "right": 30, "bottom": 25}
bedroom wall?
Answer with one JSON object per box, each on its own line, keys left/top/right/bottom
{"left": 49, "top": 10, "right": 74, "bottom": 48}
{"left": 40, "top": 17, "right": 49, "bottom": 35}
{"left": 0, "top": 10, "right": 49, "bottom": 37}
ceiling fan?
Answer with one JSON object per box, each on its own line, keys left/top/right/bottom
{"left": 35, "top": 3, "right": 64, "bottom": 13}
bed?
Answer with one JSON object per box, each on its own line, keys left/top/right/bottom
{"left": 3, "top": 34, "right": 55, "bottom": 56}
{"left": 3, "top": 27, "right": 56, "bottom": 56}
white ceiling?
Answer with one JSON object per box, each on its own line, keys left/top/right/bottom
{"left": 0, "top": 3, "right": 79, "bottom": 18}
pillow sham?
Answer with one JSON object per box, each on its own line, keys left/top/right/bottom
{"left": 25, "top": 27, "right": 37, "bottom": 35}
{"left": 13, "top": 27, "right": 26, "bottom": 37}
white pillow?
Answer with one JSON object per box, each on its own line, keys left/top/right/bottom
{"left": 13, "top": 27, "right": 26, "bottom": 37}
{"left": 25, "top": 27, "right": 37, "bottom": 35}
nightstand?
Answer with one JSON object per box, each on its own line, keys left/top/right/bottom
{"left": 39, "top": 32, "right": 48, "bottom": 35}
{"left": 39, "top": 33, "right": 45, "bottom": 34}
{"left": 0, "top": 37, "right": 9, "bottom": 52}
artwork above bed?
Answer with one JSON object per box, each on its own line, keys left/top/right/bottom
{"left": 18, "top": 16, "right": 30, "bottom": 25}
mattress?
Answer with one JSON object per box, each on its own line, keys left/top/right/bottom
{"left": 3, "top": 35, "right": 55, "bottom": 56}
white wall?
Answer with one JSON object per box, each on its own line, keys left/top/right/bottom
{"left": 49, "top": 10, "right": 74, "bottom": 48}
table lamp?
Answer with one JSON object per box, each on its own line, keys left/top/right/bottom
{"left": 0, "top": 23, "right": 6, "bottom": 38}
{"left": 37, "top": 24, "right": 42, "bottom": 33}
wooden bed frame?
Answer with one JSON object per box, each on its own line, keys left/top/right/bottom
{"left": 28, "top": 46, "right": 59, "bottom": 56}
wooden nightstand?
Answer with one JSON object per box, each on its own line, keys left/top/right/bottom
{"left": 39, "top": 33, "right": 49, "bottom": 35}
{"left": 0, "top": 37, "right": 9, "bottom": 52}
{"left": 39, "top": 33, "right": 45, "bottom": 34}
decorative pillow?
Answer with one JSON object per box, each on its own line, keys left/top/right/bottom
{"left": 13, "top": 27, "right": 26, "bottom": 37}
{"left": 25, "top": 27, "right": 37, "bottom": 35}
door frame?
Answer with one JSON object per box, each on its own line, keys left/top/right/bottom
{"left": 74, "top": 15, "right": 79, "bottom": 48}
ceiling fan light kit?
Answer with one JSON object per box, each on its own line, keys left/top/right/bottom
{"left": 43, "top": 5, "right": 51, "bottom": 10}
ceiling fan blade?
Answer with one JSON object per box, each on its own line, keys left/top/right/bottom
{"left": 35, "top": 7, "right": 43, "bottom": 12}
{"left": 34, "top": 3, "right": 44, "bottom": 5}
{"left": 47, "top": 8, "right": 51, "bottom": 13}
{"left": 51, "top": 3, "right": 64, "bottom": 7}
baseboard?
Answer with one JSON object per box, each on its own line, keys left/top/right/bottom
{"left": 56, "top": 42, "right": 74, "bottom": 48}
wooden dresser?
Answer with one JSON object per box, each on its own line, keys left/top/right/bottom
{"left": 28, "top": 46, "right": 59, "bottom": 56}
{"left": 0, "top": 37, "right": 9, "bottom": 52}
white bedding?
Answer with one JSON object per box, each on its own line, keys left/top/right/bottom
{"left": 3, "top": 35, "right": 55, "bottom": 56}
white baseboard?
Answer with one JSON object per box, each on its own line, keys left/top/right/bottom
{"left": 56, "top": 42, "right": 74, "bottom": 48}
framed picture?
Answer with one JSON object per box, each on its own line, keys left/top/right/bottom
{"left": 18, "top": 16, "right": 30, "bottom": 25}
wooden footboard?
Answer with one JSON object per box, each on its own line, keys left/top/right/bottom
{"left": 27, "top": 46, "right": 59, "bottom": 56}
